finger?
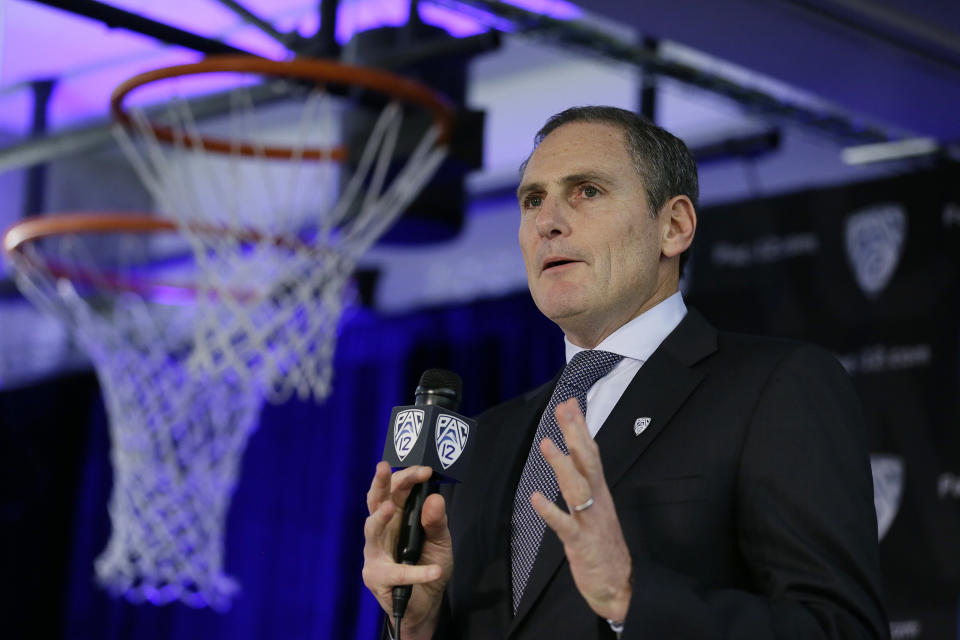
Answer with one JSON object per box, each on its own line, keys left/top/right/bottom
{"left": 540, "top": 436, "right": 592, "bottom": 516}
{"left": 361, "top": 557, "right": 444, "bottom": 593}
{"left": 421, "top": 493, "right": 449, "bottom": 538}
{"left": 390, "top": 465, "right": 434, "bottom": 496}
{"left": 384, "top": 466, "right": 435, "bottom": 511}
{"left": 531, "top": 490, "right": 577, "bottom": 540}
{"left": 366, "top": 461, "right": 394, "bottom": 515}
{"left": 363, "top": 498, "right": 398, "bottom": 550}
{"left": 555, "top": 398, "right": 593, "bottom": 457}
{"left": 555, "top": 399, "right": 603, "bottom": 482}
{"left": 368, "top": 562, "right": 444, "bottom": 589}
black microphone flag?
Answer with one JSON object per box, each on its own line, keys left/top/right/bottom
{"left": 382, "top": 405, "right": 477, "bottom": 481}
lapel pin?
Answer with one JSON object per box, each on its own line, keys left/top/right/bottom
{"left": 633, "top": 417, "right": 651, "bottom": 436}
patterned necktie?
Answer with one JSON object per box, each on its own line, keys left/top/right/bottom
{"left": 510, "top": 349, "right": 623, "bottom": 613}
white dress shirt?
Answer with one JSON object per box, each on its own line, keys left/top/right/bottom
{"left": 564, "top": 292, "right": 687, "bottom": 438}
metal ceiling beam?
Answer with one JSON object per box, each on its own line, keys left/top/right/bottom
{"left": 784, "top": 0, "right": 960, "bottom": 70}
{"left": 444, "top": 0, "right": 893, "bottom": 144}
{"left": 0, "top": 26, "right": 499, "bottom": 174}
{"left": 32, "top": 0, "right": 253, "bottom": 55}
{"left": 212, "top": 0, "right": 292, "bottom": 49}
{"left": 0, "top": 123, "right": 116, "bottom": 175}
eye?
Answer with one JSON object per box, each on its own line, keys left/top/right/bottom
{"left": 522, "top": 194, "right": 543, "bottom": 209}
{"left": 582, "top": 184, "right": 600, "bottom": 198}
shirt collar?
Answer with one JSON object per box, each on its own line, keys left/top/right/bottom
{"left": 564, "top": 292, "right": 688, "bottom": 364}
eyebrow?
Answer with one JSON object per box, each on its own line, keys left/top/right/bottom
{"left": 517, "top": 171, "right": 616, "bottom": 201}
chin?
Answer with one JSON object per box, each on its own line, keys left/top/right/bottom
{"left": 536, "top": 298, "right": 589, "bottom": 325}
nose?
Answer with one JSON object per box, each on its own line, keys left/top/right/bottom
{"left": 535, "top": 195, "right": 571, "bottom": 239}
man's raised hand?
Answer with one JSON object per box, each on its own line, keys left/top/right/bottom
{"left": 531, "top": 398, "right": 633, "bottom": 623}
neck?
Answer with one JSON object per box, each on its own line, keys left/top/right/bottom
{"left": 564, "top": 288, "right": 679, "bottom": 349}
{"left": 560, "top": 262, "right": 680, "bottom": 348}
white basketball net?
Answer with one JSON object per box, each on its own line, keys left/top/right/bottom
{"left": 114, "top": 75, "right": 448, "bottom": 402}
{"left": 7, "top": 231, "right": 255, "bottom": 610}
{"left": 4, "top": 67, "right": 448, "bottom": 610}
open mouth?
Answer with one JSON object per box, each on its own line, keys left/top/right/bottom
{"left": 543, "top": 259, "right": 577, "bottom": 271}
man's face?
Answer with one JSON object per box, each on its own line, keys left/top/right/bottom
{"left": 517, "top": 121, "right": 673, "bottom": 348}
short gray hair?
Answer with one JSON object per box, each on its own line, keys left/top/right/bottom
{"left": 527, "top": 106, "right": 699, "bottom": 215}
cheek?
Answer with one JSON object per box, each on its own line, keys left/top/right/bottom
{"left": 518, "top": 225, "right": 535, "bottom": 267}
{"left": 611, "top": 226, "right": 657, "bottom": 282}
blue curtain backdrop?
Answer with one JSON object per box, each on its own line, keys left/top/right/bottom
{"left": 3, "top": 291, "right": 562, "bottom": 639}
{"left": 8, "top": 167, "right": 958, "bottom": 639}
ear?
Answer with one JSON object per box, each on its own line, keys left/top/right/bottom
{"left": 660, "top": 195, "right": 697, "bottom": 258}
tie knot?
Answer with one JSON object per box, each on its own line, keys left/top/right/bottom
{"left": 559, "top": 349, "right": 623, "bottom": 392}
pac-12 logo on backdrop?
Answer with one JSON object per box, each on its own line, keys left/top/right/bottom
{"left": 435, "top": 415, "right": 469, "bottom": 469}
{"left": 844, "top": 203, "right": 906, "bottom": 299}
{"left": 394, "top": 409, "right": 425, "bottom": 461}
{"left": 870, "top": 454, "right": 904, "bottom": 541}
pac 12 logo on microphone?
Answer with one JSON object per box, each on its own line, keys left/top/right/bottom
{"left": 435, "top": 415, "right": 470, "bottom": 469}
{"left": 394, "top": 409, "right": 425, "bottom": 461}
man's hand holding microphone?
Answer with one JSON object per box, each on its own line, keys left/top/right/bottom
{"left": 362, "top": 370, "right": 475, "bottom": 640}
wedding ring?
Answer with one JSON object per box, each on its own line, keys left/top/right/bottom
{"left": 572, "top": 496, "right": 595, "bottom": 512}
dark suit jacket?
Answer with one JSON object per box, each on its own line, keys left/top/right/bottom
{"left": 436, "top": 308, "right": 888, "bottom": 639}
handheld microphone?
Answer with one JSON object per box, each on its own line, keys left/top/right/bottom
{"left": 382, "top": 369, "right": 476, "bottom": 634}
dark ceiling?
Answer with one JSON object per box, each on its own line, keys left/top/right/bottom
{"left": 583, "top": 0, "right": 960, "bottom": 142}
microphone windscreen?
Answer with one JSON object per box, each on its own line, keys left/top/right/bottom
{"left": 417, "top": 369, "right": 462, "bottom": 399}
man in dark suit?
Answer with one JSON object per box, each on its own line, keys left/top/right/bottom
{"left": 362, "top": 106, "right": 888, "bottom": 639}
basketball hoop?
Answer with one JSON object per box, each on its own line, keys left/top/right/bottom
{"left": 110, "top": 55, "right": 455, "bottom": 402}
{"left": 3, "top": 213, "right": 262, "bottom": 610}
{"left": 1, "top": 57, "right": 454, "bottom": 610}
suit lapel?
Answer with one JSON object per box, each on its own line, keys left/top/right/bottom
{"left": 595, "top": 347, "right": 706, "bottom": 488}
{"left": 458, "top": 377, "right": 556, "bottom": 633}
{"left": 508, "top": 309, "right": 717, "bottom": 636}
